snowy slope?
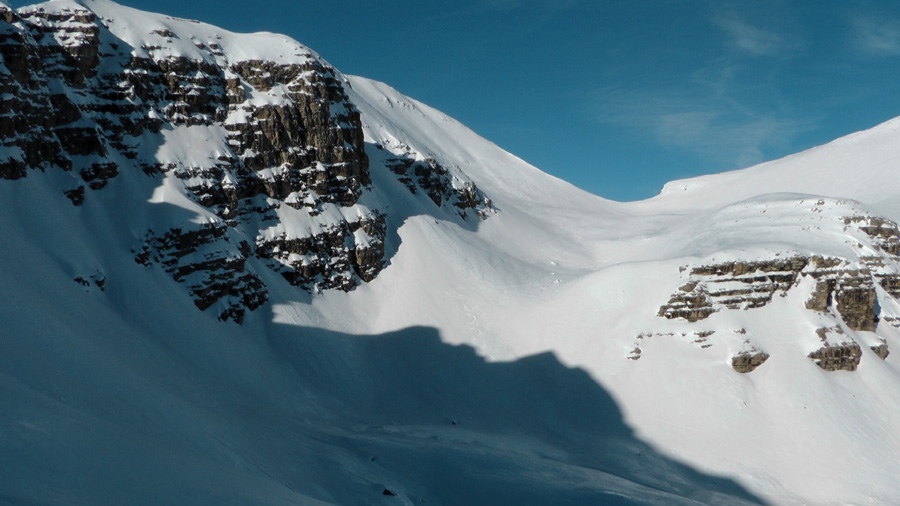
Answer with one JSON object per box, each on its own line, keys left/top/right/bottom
{"left": 645, "top": 116, "right": 900, "bottom": 220}
{"left": 2, "top": 1, "right": 900, "bottom": 505}
{"left": 318, "top": 79, "right": 900, "bottom": 505}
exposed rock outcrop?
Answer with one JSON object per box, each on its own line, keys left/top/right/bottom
{"left": 0, "top": 2, "right": 491, "bottom": 321}
{"left": 662, "top": 259, "right": 884, "bottom": 332}
{"left": 384, "top": 154, "right": 489, "bottom": 219}
{"left": 0, "top": 6, "right": 68, "bottom": 178}
{"left": 656, "top": 281, "right": 715, "bottom": 321}
{"left": 659, "top": 257, "right": 807, "bottom": 321}
{"left": 803, "top": 257, "right": 878, "bottom": 331}
{"left": 731, "top": 349, "right": 770, "bottom": 373}
{"left": 254, "top": 211, "right": 387, "bottom": 290}
{"left": 1, "top": 3, "right": 486, "bottom": 321}
{"left": 810, "top": 326, "right": 867, "bottom": 371}
{"left": 134, "top": 224, "right": 267, "bottom": 323}
{"left": 871, "top": 341, "right": 890, "bottom": 360}
{"left": 628, "top": 329, "right": 725, "bottom": 361}
{"left": 808, "top": 342, "right": 862, "bottom": 372}
{"left": 654, "top": 211, "right": 900, "bottom": 371}
{"left": 850, "top": 216, "right": 900, "bottom": 257}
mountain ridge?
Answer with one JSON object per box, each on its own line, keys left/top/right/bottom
{"left": 646, "top": 115, "right": 900, "bottom": 218}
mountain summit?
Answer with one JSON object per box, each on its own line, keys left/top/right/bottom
{"left": 2, "top": 1, "right": 900, "bottom": 504}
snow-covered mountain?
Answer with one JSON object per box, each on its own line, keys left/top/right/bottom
{"left": 2, "top": 1, "right": 900, "bottom": 504}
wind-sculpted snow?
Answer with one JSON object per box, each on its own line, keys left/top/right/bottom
{"left": 3, "top": 1, "right": 900, "bottom": 504}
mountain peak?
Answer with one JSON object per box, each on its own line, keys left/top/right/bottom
{"left": 1, "top": 0, "right": 490, "bottom": 321}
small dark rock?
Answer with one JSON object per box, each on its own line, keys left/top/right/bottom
{"left": 731, "top": 350, "right": 770, "bottom": 373}
{"left": 871, "top": 343, "right": 890, "bottom": 360}
{"left": 64, "top": 186, "right": 85, "bottom": 206}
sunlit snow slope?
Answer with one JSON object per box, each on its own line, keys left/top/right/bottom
{"left": 332, "top": 78, "right": 900, "bottom": 505}
{"left": 2, "top": 1, "right": 900, "bottom": 505}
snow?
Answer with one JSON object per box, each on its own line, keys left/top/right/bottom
{"left": 83, "top": 0, "right": 323, "bottom": 66}
{"left": 4, "top": 1, "right": 900, "bottom": 505}
{"left": 327, "top": 76, "right": 900, "bottom": 504}
{"left": 648, "top": 116, "right": 900, "bottom": 220}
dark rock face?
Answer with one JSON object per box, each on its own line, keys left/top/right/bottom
{"left": 73, "top": 270, "right": 105, "bottom": 292}
{"left": 809, "top": 326, "right": 864, "bottom": 371}
{"left": 827, "top": 277, "right": 875, "bottom": 331}
{"left": 853, "top": 217, "right": 900, "bottom": 303}
{"left": 134, "top": 224, "right": 267, "bottom": 323}
{"left": 8, "top": 4, "right": 371, "bottom": 209}
{"left": 385, "top": 155, "right": 488, "bottom": 219}
{"left": 804, "top": 263, "right": 877, "bottom": 332}
{"left": 227, "top": 60, "right": 368, "bottom": 181}
{"left": 253, "top": 210, "right": 387, "bottom": 291}
{"left": 3, "top": 3, "right": 478, "bottom": 321}
{"left": 656, "top": 283, "right": 715, "bottom": 321}
{"left": 0, "top": 6, "right": 67, "bottom": 178}
{"left": 658, "top": 254, "right": 885, "bottom": 371}
{"left": 806, "top": 269, "right": 876, "bottom": 331}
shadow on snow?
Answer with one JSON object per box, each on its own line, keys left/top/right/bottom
{"left": 263, "top": 323, "right": 766, "bottom": 506}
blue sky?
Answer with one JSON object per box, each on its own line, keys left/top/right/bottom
{"left": 16, "top": 0, "right": 900, "bottom": 201}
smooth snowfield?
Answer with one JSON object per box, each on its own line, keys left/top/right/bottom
{"left": 4, "top": 1, "right": 900, "bottom": 504}
{"left": 337, "top": 77, "right": 900, "bottom": 505}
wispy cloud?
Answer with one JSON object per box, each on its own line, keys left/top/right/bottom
{"left": 590, "top": 87, "right": 813, "bottom": 170}
{"left": 479, "top": 0, "right": 522, "bottom": 11}
{"left": 585, "top": 6, "right": 814, "bottom": 170}
{"left": 852, "top": 16, "right": 900, "bottom": 56}
{"left": 477, "top": 0, "right": 579, "bottom": 13}
{"left": 712, "top": 12, "right": 798, "bottom": 57}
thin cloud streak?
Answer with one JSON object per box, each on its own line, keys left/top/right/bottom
{"left": 852, "top": 16, "right": 900, "bottom": 56}
{"left": 712, "top": 12, "right": 802, "bottom": 57}
{"left": 477, "top": 0, "right": 580, "bottom": 13}
{"left": 590, "top": 88, "right": 814, "bottom": 170}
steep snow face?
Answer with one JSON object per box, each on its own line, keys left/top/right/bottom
{"left": 320, "top": 79, "right": 900, "bottom": 505}
{"left": 2, "top": 1, "right": 900, "bottom": 505}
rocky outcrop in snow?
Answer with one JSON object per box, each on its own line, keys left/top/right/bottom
{"left": 804, "top": 257, "right": 877, "bottom": 332}
{"left": 655, "top": 209, "right": 900, "bottom": 371}
{"left": 134, "top": 223, "right": 267, "bottom": 323}
{"left": 0, "top": 1, "right": 479, "bottom": 321}
{"left": 0, "top": 2, "right": 383, "bottom": 319}
{"left": 657, "top": 257, "right": 807, "bottom": 321}
{"left": 731, "top": 348, "right": 770, "bottom": 373}
{"left": 0, "top": 5, "right": 69, "bottom": 178}
{"left": 808, "top": 326, "right": 863, "bottom": 371}
{"left": 384, "top": 153, "right": 488, "bottom": 219}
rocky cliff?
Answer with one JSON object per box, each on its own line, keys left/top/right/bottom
{"left": 0, "top": 0, "right": 488, "bottom": 322}
{"left": 649, "top": 205, "right": 900, "bottom": 373}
